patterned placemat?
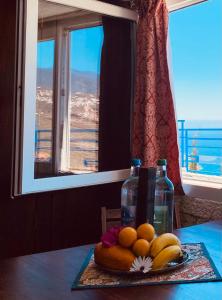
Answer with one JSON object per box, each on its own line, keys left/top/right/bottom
{"left": 72, "top": 243, "right": 222, "bottom": 290}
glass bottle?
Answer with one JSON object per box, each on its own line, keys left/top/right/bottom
{"left": 121, "top": 158, "right": 142, "bottom": 227}
{"left": 153, "top": 159, "right": 174, "bottom": 235}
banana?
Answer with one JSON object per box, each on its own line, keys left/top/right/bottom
{"left": 150, "top": 233, "right": 181, "bottom": 258}
{"left": 152, "top": 245, "right": 182, "bottom": 270}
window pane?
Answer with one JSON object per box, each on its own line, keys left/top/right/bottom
{"left": 35, "top": 40, "right": 55, "bottom": 178}
{"left": 32, "top": 0, "right": 133, "bottom": 179}
{"left": 67, "top": 26, "right": 103, "bottom": 173}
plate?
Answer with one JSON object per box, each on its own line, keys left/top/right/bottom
{"left": 96, "top": 250, "right": 189, "bottom": 276}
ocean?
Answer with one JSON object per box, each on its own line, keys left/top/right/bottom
{"left": 178, "top": 120, "right": 222, "bottom": 176}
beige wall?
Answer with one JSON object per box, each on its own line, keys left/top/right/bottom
{"left": 176, "top": 196, "right": 222, "bottom": 227}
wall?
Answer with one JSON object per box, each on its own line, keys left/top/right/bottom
{"left": 176, "top": 196, "right": 222, "bottom": 227}
{"left": 0, "top": 184, "right": 123, "bottom": 258}
{"left": 177, "top": 180, "right": 222, "bottom": 226}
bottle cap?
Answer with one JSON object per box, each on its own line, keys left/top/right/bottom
{"left": 157, "top": 159, "right": 167, "bottom": 166}
{"left": 131, "top": 158, "right": 142, "bottom": 166}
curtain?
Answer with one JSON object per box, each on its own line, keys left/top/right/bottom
{"left": 132, "top": 0, "right": 184, "bottom": 194}
{"left": 99, "top": 17, "right": 134, "bottom": 171}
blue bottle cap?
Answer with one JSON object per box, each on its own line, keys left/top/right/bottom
{"left": 131, "top": 158, "right": 142, "bottom": 166}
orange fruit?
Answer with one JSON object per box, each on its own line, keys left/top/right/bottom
{"left": 118, "top": 227, "right": 137, "bottom": 248}
{"left": 137, "top": 223, "right": 155, "bottom": 242}
{"left": 132, "top": 239, "right": 150, "bottom": 257}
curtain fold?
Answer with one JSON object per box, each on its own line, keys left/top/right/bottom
{"left": 99, "top": 17, "right": 134, "bottom": 171}
{"left": 132, "top": 0, "right": 184, "bottom": 194}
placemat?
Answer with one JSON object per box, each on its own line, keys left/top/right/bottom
{"left": 72, "top": 243, "right": 222, "bottom": 290}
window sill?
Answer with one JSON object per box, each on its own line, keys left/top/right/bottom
{"left": 182, "top": 171, "right": 222, "bottom": 202}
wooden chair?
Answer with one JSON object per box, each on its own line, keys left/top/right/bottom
{"left": 101, "top": 204, "right": 181, "bottom": 234}
{"left": 101, "top": 207, "right": 121, "bottom": 234}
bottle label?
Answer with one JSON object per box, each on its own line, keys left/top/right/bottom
{"left": 121, "top": 205, "right": 136, "bottom": 227}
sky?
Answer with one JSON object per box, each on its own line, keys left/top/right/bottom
{"left": 37, "top": 26, "right": 103, "bottom": 74}
{"left": 37, "top": 0, "right": 222, "bottom": 121}
{"left": 37, "top": 40, "right": 54, "bottom": 69}
{"left": 70, "top": 26, "right": 103, "bottom": 74}
{"left": 169, "top": 0, "right": 222, "bottom": 121}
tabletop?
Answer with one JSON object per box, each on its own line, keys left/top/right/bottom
{"left": 0, "top": 221, "right": 221, "bottom": 300}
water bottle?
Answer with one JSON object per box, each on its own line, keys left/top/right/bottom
{"left": 121, "top": 158, "right": 142, "bottom": 227}
{"left": 154, "top": 159, "right": 174, "bottom": 235}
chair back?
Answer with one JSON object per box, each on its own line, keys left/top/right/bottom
{"left": 101, "top": 207, "right": 121, "bottom": 234}
{"left": 101, "top": 203, "right": 181, "bottom": 234}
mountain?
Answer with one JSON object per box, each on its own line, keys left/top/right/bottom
{"left": 37, "top": 68, "right": 99, "bottom": 95}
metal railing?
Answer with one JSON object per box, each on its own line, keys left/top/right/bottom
{"left": 35, "top": 122, "right": 222, "bottom": 176}
{"left": 178, "top": 120, "right": 222, "bottom": 176}
{"left": 35, "top": 128, "right": 98, "bottom": 167}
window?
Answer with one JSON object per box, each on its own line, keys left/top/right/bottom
{"left": 36, "top": 20, "right": 103, "bottom": 178}
{"left": 35, "top": 39, "right": 55, "bottom": 177}
{"left": 169, "top": 0, "right": 222, "bottom": 187}
{"left": 68, "top": 26, "right": 103, "bottom": 174}
{"left": 15, "top": 0, "right": 138, "bottom": 194}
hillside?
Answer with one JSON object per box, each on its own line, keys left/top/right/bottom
{"left": 37, "top": 68, "right": 99, "bottom": 95}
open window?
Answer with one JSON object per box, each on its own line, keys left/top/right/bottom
{"left": 14, "top": 0, "right": 138, "bottom": 194}
{"left": 169, "top": 0, "right": 222, "bottom": 198}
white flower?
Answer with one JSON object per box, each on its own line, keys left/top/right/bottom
{"left": 130, "top": 256, "right": 153, "bottom": 273}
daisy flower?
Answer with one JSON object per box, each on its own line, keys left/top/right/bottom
{"left": 130, "top": 256, "right": 153, "bottom": 273}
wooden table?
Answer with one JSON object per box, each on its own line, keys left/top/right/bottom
{"left": 0, "top": 221, "right": 221, "bottom": 300}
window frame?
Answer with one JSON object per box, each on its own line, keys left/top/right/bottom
{"left": 55, "top": 17, "right": 103, "bottom": 173}
{"left": 167, "top": 0, "right": 207, "bottom": 12}
{"left": 38, "top": 14, "right": 105, "bottom": 175}
{"left": 16, "top": 0, "right": 138, "bottom": 195}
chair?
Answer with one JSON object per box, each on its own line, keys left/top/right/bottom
{"left": 101, "top": 203, "right": 181, "bottom": 234}
{"left": 101, "top": 207, "right": 121, "bottom": 235}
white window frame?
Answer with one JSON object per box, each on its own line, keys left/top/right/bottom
{"left": 55, "top": 16, "right": 103, "bottom": 173}
{"left": 167, "top": 0, "right": 207, "bottom": 12}
{"left": 18, "top": 0, "right": 138, "bottom": 195}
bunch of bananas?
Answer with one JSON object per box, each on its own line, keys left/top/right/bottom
{"left": 150, "top": 233, "right": 182, "bottom": 270}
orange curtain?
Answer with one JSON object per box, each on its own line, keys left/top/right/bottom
{"left": 132, "top": 0, "right": 184, "bottom": 194}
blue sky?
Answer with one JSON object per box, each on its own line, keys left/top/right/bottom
{"left": 70, "top": 26, "right": 103, "bottom": 74}
{"left": 38, "top": 40, "right": 55, "bottom": 69}
{"left": 169, "top": 0, "right": 222, "bottom": 121}
{"left": 37, "top": 0, "right": 222, "bottom": 121}
{"left": 37, "top": 26, "right": 103, "bottom": 73}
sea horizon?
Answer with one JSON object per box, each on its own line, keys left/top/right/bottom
{"left": 178, "top": 119, "right": 222, "bottom": 129}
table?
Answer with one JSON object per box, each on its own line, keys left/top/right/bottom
{"left": 0, "top": 221, "right": 221, "bottom": 300}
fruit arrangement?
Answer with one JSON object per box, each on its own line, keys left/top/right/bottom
{"left": 94, "top": 224, "right": 183, "bottom": 273}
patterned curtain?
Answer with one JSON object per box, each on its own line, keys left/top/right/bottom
{"left": 132, "top": 0, "right": 184, "bottom": 194}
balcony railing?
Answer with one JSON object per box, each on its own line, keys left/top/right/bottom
{"left": 35, "top": 122, "right": 222, "bottom": 176}
{"left": 35, "top": 128, "right": 98, "bottom": 168}
{"left": 178, "top": 120, "right": 222, "bottom": 176}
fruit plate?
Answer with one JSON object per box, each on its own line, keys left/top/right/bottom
{"left": 96, "top": 250, "right": 189, "bottom": 276}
